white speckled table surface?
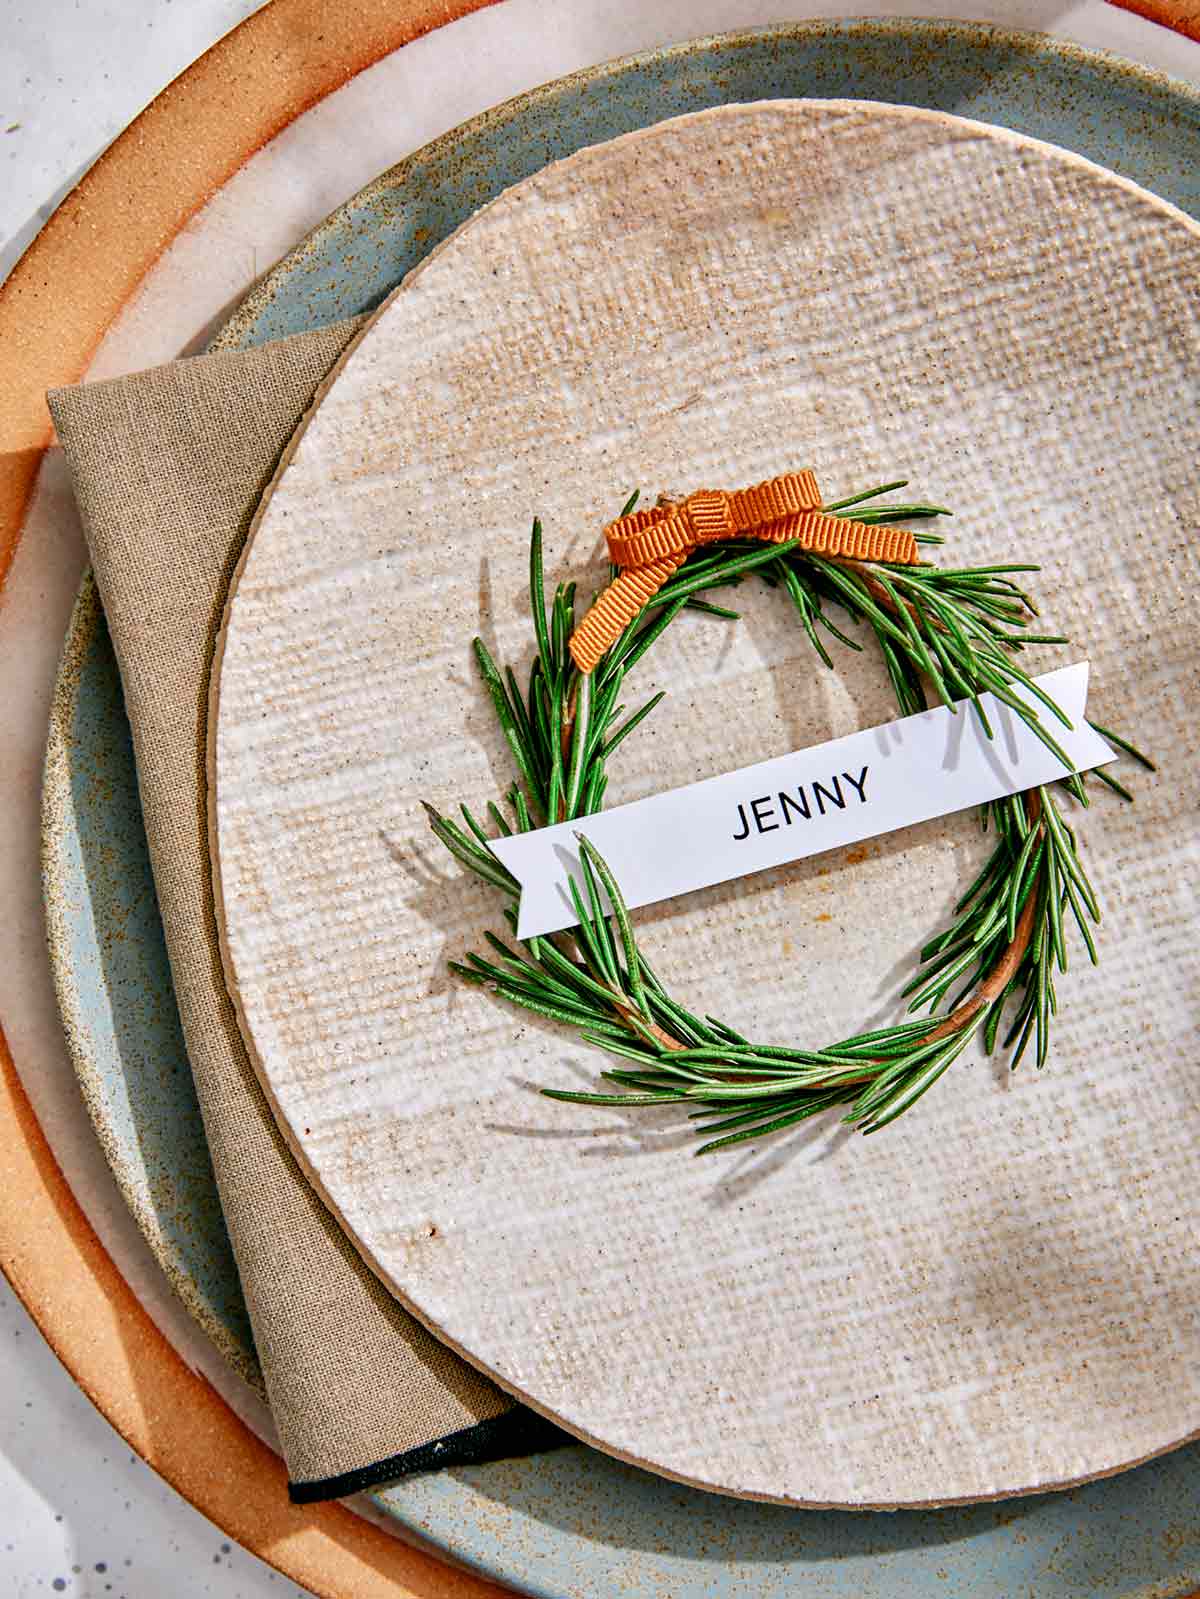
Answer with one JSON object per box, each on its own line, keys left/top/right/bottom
{"left": 3, "top": 1, "right": 1198, "bottom": 1595}
{"left": 0, "top": 1273, "right": 307, "bottom": 1598}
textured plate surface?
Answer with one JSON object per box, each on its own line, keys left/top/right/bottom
{"left": 212, "top": 98, "right": 1199, "bottom": 1508}
{"left": 45, "top": 22, "right": 1200, "bottom": 1596}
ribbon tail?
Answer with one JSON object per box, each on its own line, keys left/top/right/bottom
{"left": 569, "top": 554, "right": 685, "bottom": 673}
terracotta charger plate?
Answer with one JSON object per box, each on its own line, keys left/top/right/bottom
{"left": 212, "top": 97, "right": 1200, "bottom": 1509}
{"left": 8, "top": 5, "right": 1200, "bottom": 1597}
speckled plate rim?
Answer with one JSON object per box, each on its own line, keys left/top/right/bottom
{"left": 35, "top": 15, "right": 1200, "bottom": 1594}
{"left": 42, "top": 572, "right": 262, "bottom": 1394}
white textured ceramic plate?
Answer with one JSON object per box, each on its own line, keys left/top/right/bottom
{"left": 212, "top": 100, "right": 1200, "bottom": 1508}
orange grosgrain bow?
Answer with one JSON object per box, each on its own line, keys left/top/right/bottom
{"left": 568, "top": 471, "right": 920, "bottom": 675}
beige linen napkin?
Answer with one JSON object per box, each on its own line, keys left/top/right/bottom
{"left": 48, "top": 325, "right": 561, "bottom": 1502}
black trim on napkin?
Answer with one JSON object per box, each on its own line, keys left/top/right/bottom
{"left": 287, "top": 1408, "right": 569, "bottom": 1503}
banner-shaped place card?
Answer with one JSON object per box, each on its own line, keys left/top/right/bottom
{"left": 489, "top": 662, "right": 1114, "bottom": 939}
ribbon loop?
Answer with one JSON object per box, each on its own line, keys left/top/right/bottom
{"left": 728, "top": 470, "right": 822, "bottom": 527}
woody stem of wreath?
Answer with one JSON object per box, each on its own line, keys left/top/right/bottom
{"left": 921, "top": 788, "right": 1042, "bottom": 1044}
{"left": 559, "top": 681, "right": 578, "bottom": 808}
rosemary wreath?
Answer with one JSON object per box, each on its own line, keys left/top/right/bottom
{"left": 424, "top": 480, "right": 1152, "bottom": 1153}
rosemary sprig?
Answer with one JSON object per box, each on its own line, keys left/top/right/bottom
{"left": 424, "top": 482, "right": 1148, "bottom": 1154}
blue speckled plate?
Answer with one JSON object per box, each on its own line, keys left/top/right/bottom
{"left": 43, "top": 23, "right": 1200, "bottom": 1598}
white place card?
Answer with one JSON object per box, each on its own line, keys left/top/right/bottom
{"left": 489, "top": 662, "right": 1113, "bottom": 939}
